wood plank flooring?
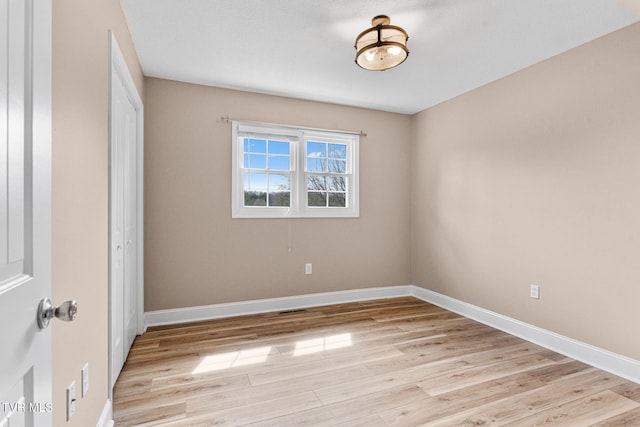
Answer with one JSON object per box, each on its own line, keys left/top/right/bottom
{"left": 113, "top": 297, "right": 640, "bottom": 426}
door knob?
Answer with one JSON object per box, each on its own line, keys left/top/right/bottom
{"left": 37, "top": 298, "right": 78, "bottom": 329}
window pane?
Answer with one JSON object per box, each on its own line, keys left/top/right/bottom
{"left": 248, "top": 154, "right": 266, "bottom": 169}
{"left": 245, "top": 173, "right": 267, "bottom": 190}
{"left": 269, "top": 192, "right": 290, "bottom": 207}
{"left": 306, "top": 158, "right": 325, "bottom": 172}
{"left": 328, "top": 144, "right": 347, "bottom": 159}
{"left": 308, "top": 192, "right": 326, "bottom": 207}
{"left": 234, "top": 122, "right": 358, "bottom": 217}
{"left": 268, "top": 155, "right": 290, "bottom": 171}
{"left": 328, "top": 159, "right": 346, "bottom": 173}
{"left": 328, "top": 192, "right": 346, "bottom": 207}
{"left": 307, "top": 141, "right": 326, "bottom": 158}
{"left": 269, "top": 140, "right": 290, "bottom": 155}
{"left": 245, "top": 191, "right": 267, "bottom": 206}
{"left": 247, "top": 138, "right": 266, "bottom": 153}
{"left": 328, "top": 176, "right": 346, "bottom": 191}
{"left": 269, "top": 174, "right": 290, "bottom": 191}
{"left": 307, "top": 175, "right": 326, "bottom": 191}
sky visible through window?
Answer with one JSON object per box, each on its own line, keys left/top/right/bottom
{"left": 306, "top": 141, "right": 348, "bottom": 207}
{"left": 233, "top": 122, "right": 359, "bottom": 217}
{"left": 243, "top": 138, "right": 291, "bottom": 206}
{"left": 242, "top": 137, "right": 349, "bottom": 208}
{"left": 306, "top": 141, "right": 347, "bottom": 173}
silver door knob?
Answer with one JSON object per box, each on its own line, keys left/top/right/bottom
{"left": 37, "top": 298, "right": 78, "bottom": 329}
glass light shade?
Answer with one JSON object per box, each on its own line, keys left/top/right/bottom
{"left": 355, "top": 15, "right": 409, "bottom": 71}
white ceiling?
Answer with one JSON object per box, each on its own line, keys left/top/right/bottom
{"left": 121, "top": 0, "right": 640, "bottom": 114}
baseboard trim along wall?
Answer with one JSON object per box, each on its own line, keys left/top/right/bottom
{"left": 144, "top": 285, "right": 639, "bottom": 384}
{"left": 411, "top": 286, "right": 640, "bottom": 385}
{"left": 144, "top": 286, "right": 412, "bottom": 327}
{"left": 96, "top": 399, "right": 114, "bottom": 427}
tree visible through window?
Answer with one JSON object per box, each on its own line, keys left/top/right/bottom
{"left": 243, "top": 138, "right": 291, "bottom": 207}
{"left": 306, "top": 141, "right": 348, "bottom": 208}
{"left": 232, "top": 122, "right": 359, "bottom": 218}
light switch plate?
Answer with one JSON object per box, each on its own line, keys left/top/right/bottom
{"left": 67, "top": 381, "right": 76, "bottom": 421}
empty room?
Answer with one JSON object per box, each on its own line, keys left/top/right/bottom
{"left": 1, "top": 0, "right": 640, "bottom": 426}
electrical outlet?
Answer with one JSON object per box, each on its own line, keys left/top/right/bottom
{"left": 81, "top": 363, "right": 89, "bottom": 397}
{"left": 66, "top": 381, "right": 76, "bottom": 421}
{"left": 530, "top": 284, "right": 540, "bottom": 300}
{"left": 305, "top": 263, "right": 312, "bottom": 275}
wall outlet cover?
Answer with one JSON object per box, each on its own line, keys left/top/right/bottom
{"left": 530, "top": 284, "right": 540, "bottom": 299}
{"left": 81, "top": 363, "right": 89, "bottom": 397}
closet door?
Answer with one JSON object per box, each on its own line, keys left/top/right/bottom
{"left": 109, "top": 35, "right": 143, "bottom": 387}
{"left": 110, "top": 73, "right": 128, "bottom": 382}
{"left": 122, "top": 85, "right": 138, "bottom": 358}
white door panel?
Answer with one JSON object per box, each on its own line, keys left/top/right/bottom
{"left": 1, "top": 377, "right": 28, "bottom": 427}
{"left": 123, "top": 94, "right": 137, "bottom": 355}
{"left": 109, "top": 34, "right": 143, "bottom": 389}
{"left": 1, "top": 0, "right": 26, "bottom": 284}
{"left": 110, "top": 77, "right": 126, "bottom": 382}
{"left": 0, "top": 0, "right": 52, "bottom": 425}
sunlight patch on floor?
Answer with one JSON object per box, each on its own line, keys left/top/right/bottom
{"left": 293, "top": 333, "right": 352, "bottom": 356}
{"left": 192, "top": 346, "right": 272, "bottom": 374}
{"left": 191, "top": 333, "right": 353, "bottom": 374}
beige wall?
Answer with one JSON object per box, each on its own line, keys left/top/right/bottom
{"left": 144, "top": 78, "right": 412, "bottom": 311}
{"left": 411, "top": 23, "right": 640, "bottom": 360}
{"left": 48, "top": 7, "right": 639, "bottom": 424}
{"left": 52, "top": 0, "right": 143, "bottom": 425}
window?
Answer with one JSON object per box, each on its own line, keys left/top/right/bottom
{"left": 232, "top": 122, "right": 359, "bottom": 218}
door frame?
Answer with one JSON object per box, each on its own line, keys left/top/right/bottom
{"left": 107, "top": 32, "right": 144, "bottom": 395}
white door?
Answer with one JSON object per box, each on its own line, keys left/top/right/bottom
{"left": 122, "top": 88, "right": 138, "bottom": 358}
{"left": 0, "top": 0, "right": 52, "bottom": 425}
{"left": 109, "top": 35, "right": 143, "bottom": 388}
{"left": 110, "top": 73, "right": 127, "bottom": 383}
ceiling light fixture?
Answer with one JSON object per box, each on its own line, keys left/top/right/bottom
{"left": 355, "top": 15, "right": 409, "bottom": 71}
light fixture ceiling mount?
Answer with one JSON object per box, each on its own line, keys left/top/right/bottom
{"left": 354, "top": 15, "right": 409, "bottom": 71}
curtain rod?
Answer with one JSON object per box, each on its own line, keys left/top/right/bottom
{"left": 217, "top": 116, "right": 367, "bottom": 137}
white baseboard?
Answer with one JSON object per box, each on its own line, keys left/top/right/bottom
{"left": 143, "top": 284, "right": 639, "bottom": 385}
{"left": 410, "top": 286, "right": 640, "bottom": 384}
{"left": 145, "top": 286, "right": 413, "bottom": 327}
{"left": 96, "top": 399, "right": 113, "bottom": 427}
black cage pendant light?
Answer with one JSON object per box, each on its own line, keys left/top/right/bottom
{"left": 355, "top": 15, "right": 409, "bottom": 71}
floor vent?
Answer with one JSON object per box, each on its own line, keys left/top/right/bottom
{"left": 278, "top": 309, "right": 308, "bottom": 315}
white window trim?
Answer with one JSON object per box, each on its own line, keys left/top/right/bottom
{"left": 232, "top": 121, "right": 360, "bottom": 218}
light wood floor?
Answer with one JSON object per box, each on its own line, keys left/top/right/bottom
{"left": 113, "top": 297, "right": 640, "bottom": 426}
